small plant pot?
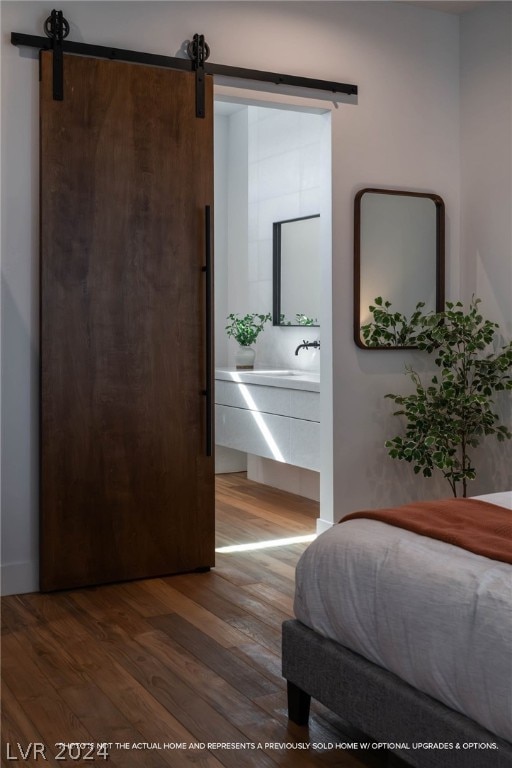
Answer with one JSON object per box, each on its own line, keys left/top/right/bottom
{"left": 235, "top": 346, "right": 256, "bottom": 370}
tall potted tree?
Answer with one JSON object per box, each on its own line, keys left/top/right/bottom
{"left": 364, "top": 297, "right": 512, "bottom": 497}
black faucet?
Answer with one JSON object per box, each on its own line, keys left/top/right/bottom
{"left": 295, "top": 340, "right": 320, "bottom": 356}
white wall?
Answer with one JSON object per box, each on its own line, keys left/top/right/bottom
{"left": 214, "top": 112, "right": 229, "bottom": 368}
{"left": 246, "top": 105, "right": 326, "bottom": 372}
{"left": 217, "top": 104, "right": 327, "bottom": 372}
{"left": 214, "top": 110, "right": 249, "bottom": 476}
{"left": 460, "top": 3, "right": 512, "bottom": 494}
{"left": 1, "top": 1, "right": 465, "bottom": 593}
{"left": 213, "top": 103, "right": 326, "bottom": 489}
{"left": 460, "top": 3, "right": 511, "bottom": 333}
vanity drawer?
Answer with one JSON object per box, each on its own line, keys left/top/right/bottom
{"left": 215, "top": 405, "right": 320, "bottom": 471}
{"left": 215, "top": 380, "right": 320, "bottom": 422}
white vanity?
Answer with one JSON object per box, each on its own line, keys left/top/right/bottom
{"left": 215, "top": 368, "right": 320, "bottom": 471}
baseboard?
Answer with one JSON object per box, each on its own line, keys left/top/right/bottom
{"left": 247, "top": 455, "right": 320, "bottom": 501}
{"left": 215, "top": 444, "right": 248, "bottom": 474}
{"left": 1, "top": 560, "right": 38, "bottom": 595}
{"left": 316, "top": 517, "right": 333, "bottom": 535}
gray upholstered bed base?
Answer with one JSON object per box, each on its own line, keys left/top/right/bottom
{"left": 282, "top": 619, "right": 512, "bottom": 768}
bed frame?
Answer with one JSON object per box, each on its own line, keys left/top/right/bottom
{"left": 282, "top": 619, "right": 512, "bottom": 768}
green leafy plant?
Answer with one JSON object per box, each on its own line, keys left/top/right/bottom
{"left": 361, "top": 297, "right": 428, "bottom": 347}
{"left": 225, "top": 313, "right": 271, "bottom": 346}
{"left": 279, "top": 313, "right": 318, "bottom": 326}
{"left": 367, "top": 297, "right": 512, "bottom": 497}
{"left": 295, "top": 314, "right": 318, "bottom": 326}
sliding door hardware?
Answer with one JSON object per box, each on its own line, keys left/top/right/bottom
{"left": 12, "top": 9, "right": 358, "bottom": 116}
{"left": 187, "top": 34, "right": 210, "bottom": 119}
{"left": 43, "top": 10, "right": 69, "bottom": 101}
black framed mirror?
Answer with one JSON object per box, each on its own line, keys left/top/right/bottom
{"left": 273, "top": 214, "right": 321, "bottom": 327}
{"left": 354, "top": 188, "right": 445, "bottom": 349}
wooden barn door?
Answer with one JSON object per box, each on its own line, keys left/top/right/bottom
{"left": 39, "top": 52, "right": 214, "bottom": 591}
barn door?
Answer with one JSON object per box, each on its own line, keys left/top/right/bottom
{"left": 39, "top": 52, "right": 214, "bottom": 591}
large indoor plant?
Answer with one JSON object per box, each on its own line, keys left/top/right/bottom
{"left": 365, "top": 297, "right": 512, "bottom": 497}
{"left": 225, "top": 312, "right": 271, "bottom": 369}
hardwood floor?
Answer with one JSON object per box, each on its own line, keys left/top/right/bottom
{"left": 1, "top": 474, "right": 397, "bottom": 768}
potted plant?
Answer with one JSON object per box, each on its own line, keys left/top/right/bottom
{"left": 225, "top": 312, "right": 272, "bottom": 369}
{"left": 364, "top": 296, "right": 512, "bottom": 497}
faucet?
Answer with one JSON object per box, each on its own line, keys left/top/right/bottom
{"left": 295, "top": 339, "right": 320, "bottom": 356}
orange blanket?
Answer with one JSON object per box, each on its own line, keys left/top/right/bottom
{"left": 341, "top": 498, "right": 512, "bottom": 565}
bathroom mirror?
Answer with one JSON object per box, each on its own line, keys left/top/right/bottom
{"left": 354, "top": 188, "right": 445, "bottom": 349}
{"left": 273, "top": 214, "right": 321, "bottom": 327}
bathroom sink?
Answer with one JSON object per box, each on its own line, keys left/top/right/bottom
{"left": 248, "top": 369, "right": 297, "bottom": 376}
{"left": 216, "top": 367, "right": 320, "bottom": 391}
{"left": 245, "top": 369, "right": 320, "bottom": 381}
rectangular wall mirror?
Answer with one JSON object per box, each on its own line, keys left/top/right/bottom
{"left": 273, "top": 214, "right": 321, "bottom": 327}
{"left": 354, "top": 188, "right": 445, "bottom": 349}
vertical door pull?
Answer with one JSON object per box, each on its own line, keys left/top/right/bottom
{"left": 202, "top": 205, "right": 213, "bottom": 457}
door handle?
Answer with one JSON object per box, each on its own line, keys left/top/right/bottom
{"left": 202, "top": 205, "right": 213, "bottom": 457}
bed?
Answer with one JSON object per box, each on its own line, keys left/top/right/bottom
{"left": 282, "top": 491, "right": 512, "bottom": 768}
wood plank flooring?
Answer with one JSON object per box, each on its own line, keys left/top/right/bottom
{"left": 1, "top": 474, "right": 399, "bottom": 768}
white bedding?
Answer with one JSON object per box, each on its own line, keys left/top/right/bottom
{"left": 294, "top": 492, "right": 512, "bottom": 741}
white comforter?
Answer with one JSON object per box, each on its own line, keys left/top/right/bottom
{"left": 294, "top": 492, "right": 512, "bottom": 741}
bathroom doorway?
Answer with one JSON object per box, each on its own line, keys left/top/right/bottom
{"left": 212, "top": 93, "right": 332, "bottom": 542}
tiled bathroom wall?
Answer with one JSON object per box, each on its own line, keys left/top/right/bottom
{"left": 247, "top": 106, "right": 325, "bottom": 370}
{"left": 215, "top": 102, "right": 328, "bottom": 372}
